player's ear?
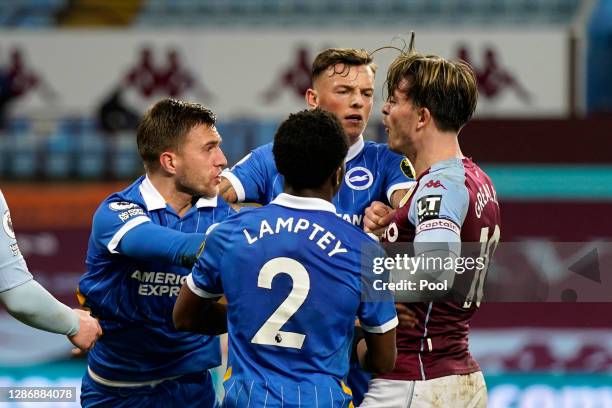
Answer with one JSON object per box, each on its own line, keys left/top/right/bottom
{"left": 159, "top": 151, "right": 177, "bottom": 174}
{"left": 417, "top": 107, "right": 431, "bottom": 130}
{"left": 305, "top": 88, "right": 318, "bottom": 108}
{"left": 332, "top": 164, "right": 345, "bottom": 188}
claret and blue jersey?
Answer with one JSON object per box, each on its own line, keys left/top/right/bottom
{"left": 79, "top": 175, "right": 234, "bottom": 383}
{"left": 188, "top": 194, "right": 398, "bottom": 407}
{"left": 222, "top": 136, "right": 415, "bottom": 227}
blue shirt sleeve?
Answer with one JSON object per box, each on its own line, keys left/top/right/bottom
{"left": 91, "top": 200, "right": 151, "bottom": 254}
{"left": 92, "top": 199, "right": 206, "bottom": 267}
{"left": 380, "top": 146, "right": 416, "bottom": 203}
{"left": 119, "top": 223, "right": 206, "bottom": 268}
{"left": 223, "top": 144, "right": 273, "bottom": 203}
{"left": 188, "top": 226, "right": 228, "bottom": 298}
{"left": 357, "top": 240, "right": 398, "bottom": 334}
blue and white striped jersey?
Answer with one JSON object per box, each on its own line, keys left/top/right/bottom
{"left": 79, "top": 175, "right": 234, "bottom": 382}
{"left": 189, "top": 193, "right": 398, "bottom": 407}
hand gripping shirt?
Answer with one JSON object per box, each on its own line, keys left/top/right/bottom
{"left": 222, "top": 136, "right": 415, "bottom": 227}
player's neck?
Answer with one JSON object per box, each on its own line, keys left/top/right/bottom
{"left": 348, "top": 135, "right": 361, "bottom": 147}
{"left": 147, "top": 172, "right": 194, "bottom": 217}
{"left": 413, "top": 131, "right": 463, "bottom": 177}
{"left": 284, "top": 186, "right": 334, "bottom": 203}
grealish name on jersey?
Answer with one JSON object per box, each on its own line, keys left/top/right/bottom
{"left": 475, "top": 183, "right": 498, "bottom": 219}
{"left": 243, "top": 217, "right": 348, "bottom": 257}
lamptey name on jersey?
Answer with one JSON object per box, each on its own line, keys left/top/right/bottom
{"left": 242, "top": 216, "right": 348, "bottom": 257}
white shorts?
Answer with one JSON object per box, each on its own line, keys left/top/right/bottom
{"left": 359, "top": 371, "right": 487, "bottom": 408}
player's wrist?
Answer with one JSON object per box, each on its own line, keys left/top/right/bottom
{"left": 67, "top": 309, "right": 81, "bottom": 337}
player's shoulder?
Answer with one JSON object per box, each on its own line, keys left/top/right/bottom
{"left": 362, "top": 140, "right": 389, "bottom": 158}
{"left": 362, "top": 140, "right": 413, "bottom": 176}
{"left": 94, "top": 177, "right": 148, "bottom": 221}
{"left": 410, "top": 158, "right": 470, "bottom": 225}
{"left": 242, "top": 142, "right": 275, "bottom": 170}
{"left": 362, "top": 140, "right": 402, "bottom": 158}
{"left": 417, "top": 158, "right": 468, "bottom": 197}
{"left": 231, "top": 142, "right": 274, "bottom": 170}
{"left": 462, "top": 157, "right": 495, "bottom": 185}
{"left": 253, "top": 142, "right": 274, "bottom": 157}
{"left": 101, "top": 177, "right": 146, "bottom": 206}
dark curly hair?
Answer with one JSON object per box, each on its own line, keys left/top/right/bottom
{"left": 273, "top": 109, "right": 348, "bottom": 190}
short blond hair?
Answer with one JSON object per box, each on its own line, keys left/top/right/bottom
{"left": 386, "top": 52, "right": 478, "bottom": 132}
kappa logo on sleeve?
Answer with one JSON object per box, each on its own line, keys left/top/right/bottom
{"left": 423, "top": 180, "right": 447, "bottom": 190}
{"left": 416, "top": 195, "right": 442, "bottom": 223}
{"left": 2, "top": 210, "right": 15, "bottom": 240}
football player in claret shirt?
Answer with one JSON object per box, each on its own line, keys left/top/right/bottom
{"left": 78, "top": 99, "right": 234, "bottom": 408}
{"left": 218, "top": 46, "right": 416, "bottom": 405}
{"left": 174, "top": 108, "right": 398, "bottom": 408}
{"left": 361, "top": 48, "right": 501, "bottom": 407}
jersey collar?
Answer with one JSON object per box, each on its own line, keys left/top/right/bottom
{"left": 139, "top": 176, "right": 218, "bottom": 211}
{"left": 271, "top": 193, "right": 337, "bottom": 214}
{"left": 345, "top": 135, "right": 364, "bottom": 163}
{"left": 194, "top": 195, "right": 218, "bottom": 208}
{"left": 139, "top": 176, "right": 166, "bottom": 210}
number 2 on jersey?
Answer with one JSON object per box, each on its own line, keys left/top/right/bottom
{"left": 251, "top": 257, "right": 310, "bottom": 349}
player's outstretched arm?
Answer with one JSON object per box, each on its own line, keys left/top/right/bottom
{"left": 357, "top": 328, "right": 397, "bottom": 374}
{"left": 173, "top": 283, "right": 227, "bottom": 335}
{"left": 117, "top": 222, "right": 206, "bottom": 268}
{"left": 363, "top": 201, "right": 395, "bottom": 237}
{"left": 0, "top": 280, "right": 102, "bottom": 351}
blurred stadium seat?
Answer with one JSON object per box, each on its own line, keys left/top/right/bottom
{"left": 0, "top": 0, "right": 67, "bottom": 27}
{"left": 133, "top": 0, "right": 581, "bottom": 26}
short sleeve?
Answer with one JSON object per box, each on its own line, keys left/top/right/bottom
{"left": 0, "top": 191, "right": 32, "bottom": 293}
{"left": 91, "top": 200, "right": 151, "bottom": 254}
{"left": 357, "top": 240, "right": 398, "bottom": 334}
{"left": 381, "top": 147, "right": 416, "bottom": 203}
{"left": 187, "top": 227, "right": 227, "bottom": 298}
{"left": 358, "top": 297, "right": 398, "bottom": 334}
{"left": 222, "top": 144, "right": 273, "bottom": 203}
